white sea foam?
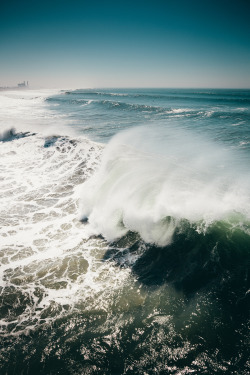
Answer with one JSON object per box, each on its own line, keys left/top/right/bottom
{"left": 0, "top": 128, "right": 135, "bottom": 332}
{"left": 80, "top": 99, "right": 94, "bottom": 107}
{"left": 170, "top": 108, "right": 191, "bottom": 113}
{"left": 0, "top": 91, "right": 126, "bottom": 332}
{"left": 0, "top": 89, "right": 76, "bottom": 137}
{"left": 80, "top": 126, "right": 250, "bottom": 246}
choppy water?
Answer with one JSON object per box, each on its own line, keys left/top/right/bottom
{"left": 0, "top": 88, "right": 250, "bottom": 374}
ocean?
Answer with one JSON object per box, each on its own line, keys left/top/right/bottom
{"left": 0, "top": 88, "right": 250, "bottom": 374}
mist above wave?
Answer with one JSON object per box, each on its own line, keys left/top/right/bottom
{"left": 80, "top": 126, "right": 250, "bottom": 246}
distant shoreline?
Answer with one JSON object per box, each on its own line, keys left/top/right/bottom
{"left": 0, "top": 87, "right": 30, "bottom": 92}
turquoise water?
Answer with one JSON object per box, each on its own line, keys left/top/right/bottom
{"left": 0, "top": 88, "right": 250, "bottom": 374}
{"left": 47, "top": 89, "right": 250, "bottom": 146}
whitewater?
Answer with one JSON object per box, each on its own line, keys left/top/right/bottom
{"left": 0, "top": 88, "right": 250, "bottom": 374}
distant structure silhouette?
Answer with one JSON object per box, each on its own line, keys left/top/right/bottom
{"left": 18, "top": 81, "right": 28, "bottom": 87}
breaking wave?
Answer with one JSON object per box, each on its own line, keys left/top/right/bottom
{"left": 81, "top": 126, "right": 250, "bottom": 246}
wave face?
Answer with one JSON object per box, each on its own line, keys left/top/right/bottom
{"left": 0, "top": 89, "right": 250, "bottom": 374}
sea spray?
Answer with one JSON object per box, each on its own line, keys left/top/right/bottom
{"left": 80, "top": 126, "right": 250, "bottom": 246}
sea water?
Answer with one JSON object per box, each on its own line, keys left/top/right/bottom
{"left": 0, "top": 88, "right": 250, "bottom": 374}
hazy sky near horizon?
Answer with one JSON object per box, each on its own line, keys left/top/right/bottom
{"left": 1, "top": 0, "right": 250, "bottom": 89}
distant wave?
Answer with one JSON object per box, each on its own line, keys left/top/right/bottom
{"left": 63, "top": 89, "right": 250, "bottom": 104}
{"left": 95, "top": 99, "right": 195, "bottom": 115}
{"left": 97, "top": 99, "right": 165, "bottom": 112}
{"left": 72, "top": 98, "right": 94, "bottom": 106}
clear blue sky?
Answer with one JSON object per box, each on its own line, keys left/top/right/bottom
{"left": 1, "top": 0, "right": 250, "bottom": 88}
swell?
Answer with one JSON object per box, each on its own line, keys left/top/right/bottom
{"left": 96, "top": 99, "right": 168, "bottom": 113}
{"left": 51, "top": 95, "right": 190, "bottom": 114}
{"left": 63, "top": 89, "right": 250, "bottom": 104}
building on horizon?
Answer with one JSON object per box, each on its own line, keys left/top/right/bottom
{"left": 18, "top": 81, "right": 29, "bottom": 87}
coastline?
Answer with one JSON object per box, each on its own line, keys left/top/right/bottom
{"left": 0, "top": 86, "right": 30, "bottom": 92}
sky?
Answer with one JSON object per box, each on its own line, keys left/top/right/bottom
{"left": 1, "top": 0, "right": 250, "bottom": 89}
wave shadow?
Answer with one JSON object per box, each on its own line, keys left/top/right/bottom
{"left": 103, "top": 225, "right": 250, "bottom": 305}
